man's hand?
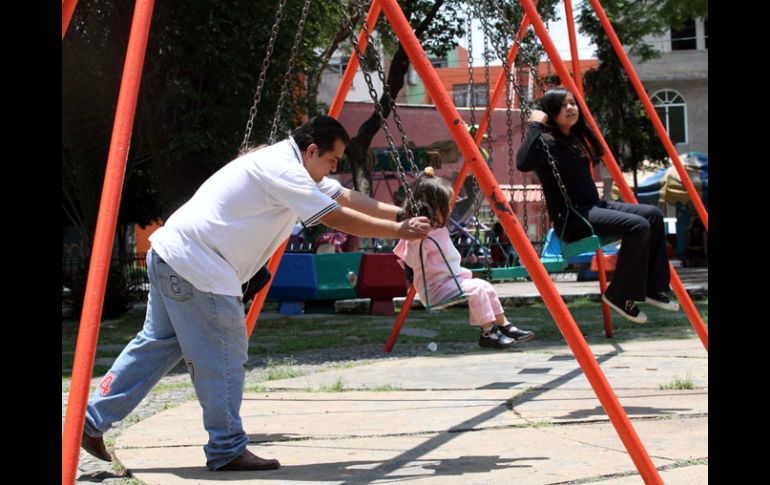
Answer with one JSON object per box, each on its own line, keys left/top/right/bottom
{"left": 398, "top": 216, "right": 431, "bottom": 240}
{"left": 529, "top": 110, "right": 548, "bottom": 124}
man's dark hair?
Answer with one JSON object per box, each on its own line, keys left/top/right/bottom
{"left": 291, "top": 115, "right": 350, "bottom": 155}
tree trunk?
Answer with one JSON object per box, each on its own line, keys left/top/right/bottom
{"left": 346, "top": 0, "right": 445, "bottom": 195}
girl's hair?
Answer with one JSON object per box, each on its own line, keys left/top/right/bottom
{"left": 403, "top": 169, "right": 454, "bottom": 228}
{"left": 536, "top": 87, "right": 605, "bottom": 162}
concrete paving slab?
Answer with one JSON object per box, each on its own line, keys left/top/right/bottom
{"left": 260, "top": 339, "right": 707, "bottom": 392}
{"left": 116, "top": 417, "right": 706, "bottom": 484}
{"left": 112, "top": 337, "right": 707, "bottom": 484}
{"left": 612, "top": 463, "right": 708, "bottom": 484}
{"left": 118, "top": 387, "right": 706, "bottom": 448}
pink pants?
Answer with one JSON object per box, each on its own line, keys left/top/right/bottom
{"left": 429, "top": 277, "right": 503, "bottom": 327}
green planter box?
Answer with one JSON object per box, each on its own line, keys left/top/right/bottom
{"left": 313, "top": 252, "right": 363, "bottom": 300}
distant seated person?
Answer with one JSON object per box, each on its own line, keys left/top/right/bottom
{"left": 685, "top": 217, "right": 707, "bottom": 267}
{"left": 490, "top": 221, "right": 513, "bottom": 267}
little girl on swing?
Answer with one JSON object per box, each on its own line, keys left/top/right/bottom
{"left": 393, "top": 167, "right": 535, "bottom": 349}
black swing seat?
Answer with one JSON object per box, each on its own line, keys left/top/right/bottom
{"left": 423, "top": 292, "right": 469, "bottom": 312}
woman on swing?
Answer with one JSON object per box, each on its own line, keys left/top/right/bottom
{"left": 517, "top": 87, "right": 679, "bottom": 323}
{"left": 394, "top": 167, "right": 535, "bottom": 349}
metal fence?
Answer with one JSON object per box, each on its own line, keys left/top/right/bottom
{"left": 62, "top": 252, "right": 150, "bottom": 297}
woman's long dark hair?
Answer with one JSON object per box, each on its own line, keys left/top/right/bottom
{"left": 537, "top": 87, "right": 605, "bottom": 163}
{"left": 402, "top": 170, "right": 454, "bottom": 228}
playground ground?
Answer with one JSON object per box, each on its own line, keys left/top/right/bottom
{"left": 66, "top": 268, "right": 708, "bottom": 484}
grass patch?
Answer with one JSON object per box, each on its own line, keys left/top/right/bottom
{"left": 122, "top": 414, "right": 143, "bottom": 425}
{"left": 263, "top": 358, "right": 305, "bottom": 381}
{"left": 62, "top": 297, "right": 707, "bottom": 378}
{"left": 678, "top": 457, "right": 708, "bottom": 466}
{"left": 517, "top": 419, "right": 552, "bottom": 429}
{"left": 61, "top": 310, "right": 145, "bottom": 377}
{"left": 151, "top": 381, "right": 192, "bottom": 393}
{"left": 244, "top": 384, "right": 268, "bottom": 393}
{"left": 324, "top": 360, "right": 374, "bottom": 370}
{"left": 366, "top": 384, "right": 402, "bottom": 392}
{"left": 315, "top": 377, "right": 349, "bottom": 392}
{"left": 61, "top": 312, "right": 145, "bottom": 350}
{"left": 160, "top": 401, "right": 180, "bottom": 411}
{"left": 660, "top": 375, "right": 695, "bottom": 390}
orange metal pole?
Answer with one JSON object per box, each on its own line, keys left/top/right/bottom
{"left": 329, "top": 0, "right": 382, "bottom": 117}
{"left": 379, "top": 0, "right": 663, "bottom": 482}
{"left": 519, "top": 0, "right": 708, "bottom": 353}
{"left": 245, "top": 0, "right": 383, "bottom": 334}
{"left": 587, "top": 0, "right": 708, "bottom": 231}
{"left": 563, "top": 0, "right": 583, "bottom": 96}
{"left": 245, "top": 240, "right": 287, "bottom": 336}
{"left": 61, "top": 1, "right": 155, "bottom": 484}
{"left": 62, "top": 0, "right": 78, "bottom": 39}
{"left": 384, "top": 286, "right": 417, "bottom": 352}
{"left": 595, "top": 248, "right": 613, "bottom": 337}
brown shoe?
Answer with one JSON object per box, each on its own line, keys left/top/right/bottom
{"left": 81, "top": 431, "right": 112, "bottom": 462}
{"left": 216, "top": 449, "right": 280, "bottom": 471}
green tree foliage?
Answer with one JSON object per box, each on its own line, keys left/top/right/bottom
{"left": 63, "top": 0, "right": 344, "bottom": 232}
{"left": 578, "top": 0, "right": 708, "bottom": 191}
{"left": 62, "top": 0, "right": 343, "bottom": 315}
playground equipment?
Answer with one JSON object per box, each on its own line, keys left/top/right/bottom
{"left": 63, "top": 1, "right": 708, "bottom": 483}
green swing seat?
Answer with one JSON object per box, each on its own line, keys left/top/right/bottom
{"left": 488, "top": 230, "right": 618, "bottom": 280}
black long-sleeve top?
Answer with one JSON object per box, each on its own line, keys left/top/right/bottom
{"left": 516, "top": 121, "right": 601, "bottom": 230}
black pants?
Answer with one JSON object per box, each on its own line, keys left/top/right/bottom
{"left": 241, "top": 265, "right": 272, "bottom": 304}
{"left": 560, "top": 201, "right": 670, "bottom": 302}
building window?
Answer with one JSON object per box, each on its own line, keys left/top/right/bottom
{"left": 452, "top": 84, "right": 489, "bottom": 107}
{"left": 671, "top": 18, "right": 696, "bottom": 50}
{"left": 431, "top": 58, "right": 448, "bottom": 68}
{"left": 651, "top": 90, "right": 687, "bottom": 145}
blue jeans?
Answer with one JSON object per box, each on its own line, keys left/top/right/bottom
{"left": 83, "top": 249, "right": 249, "bottom": 470}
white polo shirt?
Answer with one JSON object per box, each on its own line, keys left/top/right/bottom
{"left": 150, "top": 138, "right": 343, "bottom": 296}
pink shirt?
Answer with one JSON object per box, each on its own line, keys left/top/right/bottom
{"left": 393, "top": 227, "right": 472, "bottom": 305}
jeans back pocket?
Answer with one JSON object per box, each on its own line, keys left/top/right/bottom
{"left": 160, "top": 269, "right": 194, "bottom": 302}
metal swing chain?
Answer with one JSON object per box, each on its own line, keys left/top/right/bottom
{"left": 455, "top": 9, "right": 498, "bottom": 272}
{"left": 483, "top": 27, "right": 494, "bottom": 170}
{"left": 475, "top": 1, "right": 593, "bottom": 252}
{"left": 340, "top": 0, "right": 419, "bottom": 217}
{"left": 540, "top": 136, "right": 595, "bottom": 242}
{"left": 479, "top": 1, "right": 573, "bottom": 263}
{"left": 240, "top": 0, "right": 290, "bottom": 154}
{"left": 466, "top": 11, "right": 483, "bottom": 252}
{"left": 268, "top": 0, "right": 314, "bottom": 144}
{"left": 476, "top": 6, "right": 520, "bottom": 236}
{"left": 514, "top": 54, "right": 532, "bottom": 245}
{"left": 482, "top": 27, "right": 502, "bottom": 266}
{"left": 467, "top": 12, "right": 476, "bottom": 133}
{"left": 352, "top": 1, "right": 421, "bottom": 177}
{"left": 488, "top": 1, "right": 552, "bottom": 252}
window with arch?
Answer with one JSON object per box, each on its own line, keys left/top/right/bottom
{"left": 651, "top": 90, "right": 687, "bottom": 145}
